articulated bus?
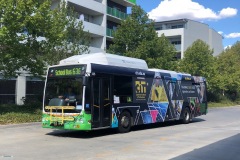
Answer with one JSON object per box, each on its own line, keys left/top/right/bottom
{"left": 42, "top": 52, "right": 207, "bottom": 133}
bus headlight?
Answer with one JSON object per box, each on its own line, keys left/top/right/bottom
{"left": 42, "top": 118, "right": 48, "bottom": 122}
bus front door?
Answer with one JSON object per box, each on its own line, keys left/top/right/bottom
{"left": 92, "top": 78, "right": 112, "bottom": 129}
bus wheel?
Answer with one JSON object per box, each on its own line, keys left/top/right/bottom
{"left": 118, "top": 111, "right": 131, "bottom": 133}
{"left": 182, "top": 107, "right": 190, "bottom": 124}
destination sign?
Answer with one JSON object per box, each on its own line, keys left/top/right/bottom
{"left": 48, "top": 65, "right": 86, "bottom": 77}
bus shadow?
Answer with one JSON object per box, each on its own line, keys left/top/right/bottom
{"left": 46, "top": 128, "right": 118, "bottom": 138}
{"left": 46, "top": 118, "right": 205, "bottom": 138}
{"left": 131, "top": 118, "right": 205, "bottom": 132}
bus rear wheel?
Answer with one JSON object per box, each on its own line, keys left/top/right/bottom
{"left": 118, "top": 111, "right": 131, "bottom": 133}
{"left": 182, "top": 107, "right": 190, "bottom": 124}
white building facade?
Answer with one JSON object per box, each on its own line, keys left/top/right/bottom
{"left": 52, "top": 0, "right": 136, "bottom": 53}
{"left": 155, "top": 19, "right": 223, "bottom": 59}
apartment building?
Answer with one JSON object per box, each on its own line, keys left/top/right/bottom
{"left": 155, "top": 19, "right": 223, "bottom": 59}
{"left": 52, "top": 0, "right": 136, "bottom": 53}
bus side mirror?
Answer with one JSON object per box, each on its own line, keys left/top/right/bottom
{"left": 83, "top": 76, "right": 89, "bottom": 86}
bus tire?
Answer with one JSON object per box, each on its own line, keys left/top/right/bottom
{"left": 182, "top": 107, "right": 190, "bottom": 124}
{"left": 118, "top": 111, "right": 131, "bottom": 133}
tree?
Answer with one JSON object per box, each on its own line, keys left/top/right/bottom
{"left": 109, "top": 5, "right": 176, "bottom": 69}
{"left": 216, "top": 41, "right": 240, "bottom": 98}
{"left": 109, "top": 5, "right": 157, "bottom": 55}
{"left": 125, "top": 34, "right": 177, "bottom": 70}
{"left": 179, "top": 40, "right": 218, "bottom": 92}
{"left": 0, "top": 0, "right": 90, "bottom": 78}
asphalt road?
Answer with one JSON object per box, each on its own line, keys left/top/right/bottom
{"left": 0, "top": 106, "right": 240, "bottom": 160}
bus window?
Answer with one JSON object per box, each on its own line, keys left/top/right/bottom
{"left": 198, "top": 82, "right": 206, "bottom": 103}
{"left": 114, "top": 75, "right": 132, "bottom": 103}
{"left": 44, "top": 78, "right": 83, "bottom": 111}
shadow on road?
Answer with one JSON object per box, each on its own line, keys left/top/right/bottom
{"left": 46, "top": 128, "right": 118, "bottom": 138}
{"left": 46, "top": 118, "right": 205, "bottom": 138}
{"left": 170, "top": 133, "right": 240, "bottom": 160}
{"left": 131, "top": 117, "right": 205, "bottom": 132}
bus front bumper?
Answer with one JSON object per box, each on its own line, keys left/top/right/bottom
{"left": 42, "top": 112, "right": 92, "bottom": 131}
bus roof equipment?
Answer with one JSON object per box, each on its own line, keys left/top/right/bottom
{"left": 59, "top": 52, "right": 148, "bottom": 70}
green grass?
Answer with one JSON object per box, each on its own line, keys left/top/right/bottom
{"left": 0, "top": 103, "right": 42, "bottom": 125}
{"left": 208, "top": 101, "right": 239, "bottom": 108}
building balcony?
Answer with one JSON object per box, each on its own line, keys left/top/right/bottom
{"left": 107, "top": 6, "right": 128, "bottom": 20}
{"left": 80, "top": 20, "right": 105, "bottom": 37}
{"left": 68, "top": 0, "right": 106, "bottom": 15}
{"left": 89, "top": 46, "right": 104, "bottom": 53}
{"left": 106, "top": 28, "right": 114, "bottom": 37}
{"left": 110, "top": 0, "right": 136, "bottom": 7}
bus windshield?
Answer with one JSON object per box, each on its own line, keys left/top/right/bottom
{"left": 44, "top": 77, "right": 83, "bottom": 111}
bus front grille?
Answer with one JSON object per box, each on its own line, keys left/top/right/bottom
{"left": 45, "top": 106, "right": 76, "bottom": 125}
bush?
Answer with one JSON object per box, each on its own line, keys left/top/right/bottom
{"left": 207, "top": 91, "right": 240, "bottom": 102}
{"left": 0, "top": 103, "right": 42, "bottom": 125}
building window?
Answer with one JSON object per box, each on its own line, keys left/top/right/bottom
{"left": 84, "top": 14, "right": 90, "bottom": 22}
{"left": 175, "top": 52, "right": 181, "bottom": 60}
{"left": 0, "top": 80, "right": 16, "bottom": 104}
{"left": 113, "top": 26, "right": 117, "bottom": 31}
{"left": 26, "top": 80, "right": 44, "bottom": 103}
{"left": 155, "top": 27, "right": 162, "bottom": 30}
{"left": 171, "top": 41, "right": 181, "bottom": 45}
{"left": 171, "top": 25, "right": 184, "bottom": 29}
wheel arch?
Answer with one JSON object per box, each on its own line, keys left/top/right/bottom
{"left": 119, "top": 108, "right": 133, "bottom": 126}
{"left": 181, "top": 106, "right": 191, "bottom": 124}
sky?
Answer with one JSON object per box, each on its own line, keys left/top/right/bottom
{"left": 136, "top": 0, "right": 240, "bottom": 48}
